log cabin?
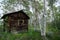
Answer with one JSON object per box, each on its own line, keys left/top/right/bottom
{"left": 1, "top": 10, "right": 30, "bottom": 33}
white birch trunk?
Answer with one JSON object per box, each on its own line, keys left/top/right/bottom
{"left": 41, "top": 0, "right": 46, "bottom": 36}
{"left": 40, "top": 0, "right": 48, "bottom": 40}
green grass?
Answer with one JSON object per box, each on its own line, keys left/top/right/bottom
{"left": 0, "top": 31, "right": 42, "bottom": 40}
{"left": 0, "top": 25, "right": 60, "bottom": 40}
{"left": 0, "top": 25, "right": 42, "bottom": 40}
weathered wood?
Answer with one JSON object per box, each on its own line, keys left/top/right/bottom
{"left": 2, "top": 10, "right": 29, "bottom": 32}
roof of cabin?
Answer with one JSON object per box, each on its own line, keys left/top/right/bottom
{"left": 1, "top": 10, "right": 30, "bottom": 19}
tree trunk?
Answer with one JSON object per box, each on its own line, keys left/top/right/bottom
{"left": 41, "top": 0, "right": 48, "bottom": 40}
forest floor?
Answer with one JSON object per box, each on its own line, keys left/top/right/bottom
{"left": 0, "top": 25, "right": 60, "bottom": 40}
{"left": 0, "top": 30, "right": 42, "bottom": 40}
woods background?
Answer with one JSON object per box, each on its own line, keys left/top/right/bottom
{"left": 0, "top": 0, "right": 60, "bottom": 40}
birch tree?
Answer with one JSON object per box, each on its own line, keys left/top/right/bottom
{"left": 40, "top": 0, "right": 48, "bottom": 40}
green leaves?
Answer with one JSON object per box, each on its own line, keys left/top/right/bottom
{"left": 48, "top": 0, "right": 56, "bottom": 6}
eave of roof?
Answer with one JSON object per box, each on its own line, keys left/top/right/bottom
{"left": 1, "top": 10, "right": 30, "bottom": 19}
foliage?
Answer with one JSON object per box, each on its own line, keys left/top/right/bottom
{"left": 0, "top": 0, "right": 60, "bottom": 40}
{"left": 51, "top": 15, "right": 60, "bottom": 30}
